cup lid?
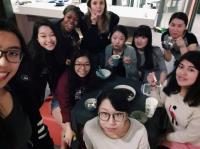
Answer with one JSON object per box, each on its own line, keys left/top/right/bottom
{"left": 111, "top": 54, "right": 120, "bottom": 59}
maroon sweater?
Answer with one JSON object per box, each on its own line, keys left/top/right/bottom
{"left": 55, "top": 70, "right": 91, "bottom": 123}
{"left": 55, "top": 70, "right": 71, "bottom": 123}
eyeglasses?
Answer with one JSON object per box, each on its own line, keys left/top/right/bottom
{"left": 98, "top": 112, "right": 126, "bottom": 122}
{"left": 74, "top": 63, "right": 90, "bottom": 67}
{"left": 0, "top": 49, "right": 23, "bottom": 63}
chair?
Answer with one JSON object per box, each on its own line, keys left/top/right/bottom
{"left": 39, "top": 97, "right": 62, "bottom": 146}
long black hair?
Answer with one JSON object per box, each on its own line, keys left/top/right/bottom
{"left": 0, "top": 19, "right": 27, "bottom": 58}
{"left": 28, "top": 19, "right": 59, "bottom": 65}
{"left": 132, "top": 25, "right": 154, "bottom": 70}
{"left": 163, "top": 51, "right": 200, "bottom": 106}
{"left": 27, "top": 19, "right": 65, "bottom": 93}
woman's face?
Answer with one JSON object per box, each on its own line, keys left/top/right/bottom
{"left": 98, "top": 99, "right": 128, "bottom": 139}
{"left": 63, "top": 10, "right": 78, "bottom": 32}
{"left": 176, "top": 59, "right": 199, "bottom": 88}
{"left": 37, "top": 25, "right": 57, "bottom": 51}
{"left": 134, "top": 36, "right": 148, "bottom": 49}
{"left": 74, "top": 56, "right": 91, "bottom": 78}
{"left": 111, "top": 31, "right": 126, "bottom": 50}
{"left": 90, "top": 0, "right": 105, "bottom": 16}
{"left": 169, "top": 18, "right": 186, "bottom": 39}
{"left": 0, "top": 31, "right": 21, "bottom": 88}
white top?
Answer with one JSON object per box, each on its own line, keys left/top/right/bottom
{"left": 151, "top": 89, "right": 200, "bottom": 146}
{"left": 83, "top": 117, "right": 150, "bottom": 149}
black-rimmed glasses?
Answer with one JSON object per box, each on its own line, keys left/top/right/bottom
{"left": 0, "top": 49, "right": 23, "bottom": 63}
{"left": 98, "top": 112, "right": 126, "bottom": 122}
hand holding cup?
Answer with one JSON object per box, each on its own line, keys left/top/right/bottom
{"left": 147, "top": 72, "right": 157, "bottom": 87}
{"left": 123, "top": 56, "right": 131, "bottom": 64}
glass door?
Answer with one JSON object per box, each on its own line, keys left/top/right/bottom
{"left": 191, "top": 0, "right": 200, "bottom": 43}
{"left": 156, "top": 0, "right": 198, "bottom": 29}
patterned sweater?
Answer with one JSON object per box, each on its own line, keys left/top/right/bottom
{"left": 151, "top": 89, "right": 200, "bottom": 146}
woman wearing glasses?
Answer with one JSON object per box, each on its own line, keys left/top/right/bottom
{"left": 53, "top": 50, "right": 101, "bottom": 148}
{"left": 0, "top": 20, "right": 31, "bottom": 148}
{"left": 83, "top": 88, "right": 150, "bottom": 149}
{"left": 11, "top": 19, "right": 65, "bottom": 149}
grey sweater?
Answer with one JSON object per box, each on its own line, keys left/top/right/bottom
{"left": 137, "top": 46, "right": 167, "bottom": 82}
{"left": 105, "top": 44, "right": 138, "bottom": 80}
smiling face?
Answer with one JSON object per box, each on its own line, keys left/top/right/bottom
{"left": 74, "top": 56, "right": 91, "bottom": 78}
{"left": 98, "top": 99, "right": 129, "bottom": 139}
{"left": 111, "top": 31, "right": 126, "bottom": 50}
{"left": 62, "top": 10, "right": 78, "bottom": 32}
{"left": 169, "top": 18, "right": 186, "bottom": 39}
{"left": 176, "top": 59, "right": 199, "bottom": 89}
{"left": 37, "top": 25, "right": 57, "bottom": 51}
{"left": 134, "top": 36, "right": 148, "bottom": 50}
{"left": 0, "top": 31, "right": 21, "bottom": 88}
{"left": 89, "top": 0, "right": 105, "bottom": 16}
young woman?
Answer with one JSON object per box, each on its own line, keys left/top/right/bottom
{"left": 28, "top": 19, "right": 64, "bottom": 103}
{"left": 83, "top": 88, "right": 150, "bottom": 149}
{"left": 147, "top": 51, "right": 200, "bottom": 148}
{"left": 52, "top": 50, "right": 101, "bottom": 148}
{"left": 80, "top": 0, "right": 119, "bottom": 66}
{"left": 105, "top": 25, "right": 138, "bottom": 80}
{"left": 11, "top": 19, "right": 64, "bottom": 149}
{"left": 132, "top": 25, "right": 167, "bottom": 84}
{"left": 53, "top": 5, "right": 83, "bottom": 65}
{"left": 0, "top": 20, "right": 31, "bottom": 149}
{"left": 161, "top": 12, "right": 198, "bottom": 61}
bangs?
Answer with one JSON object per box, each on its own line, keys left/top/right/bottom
{"left": 134, "top": 25, "right": 151, "bottom": 39}
{"left": 178, "top": 51, "right": 200, "bottom": 72}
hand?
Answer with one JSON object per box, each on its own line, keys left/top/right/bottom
{"left": 176, "top": 37, "right": 188, "bottom": 55}
{"left": 108, "top": 57, "right": 113, "bottom": 66}
{"left": 89, "top": 7, "right": 99, "bottom": 25}
{"left": 147, "top": 72, "right": 157, "bottom": 87}
{"left": 163, "top": 49, "right": 173, "bottom": 62}
{"left": 123, "top": 56, "right": 131, "bottom": 64}
{"left": 175, "top": 37, "right": 186, "bottom": 48}
{"left": 62, "top": 123, "right": 75, "bottom": 147}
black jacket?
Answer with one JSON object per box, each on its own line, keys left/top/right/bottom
{"left": 80, "top": 11, "right": 119, "bottom": 54}
{"left": 53, "top": 19, "right": 80, "bottom": 65}
{"left": 0, "top": 90, "right": 31, "bottom": 149}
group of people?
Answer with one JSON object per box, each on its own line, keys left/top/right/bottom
{"left": 1, "top": 0, "right": 200, "bottom": 149}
